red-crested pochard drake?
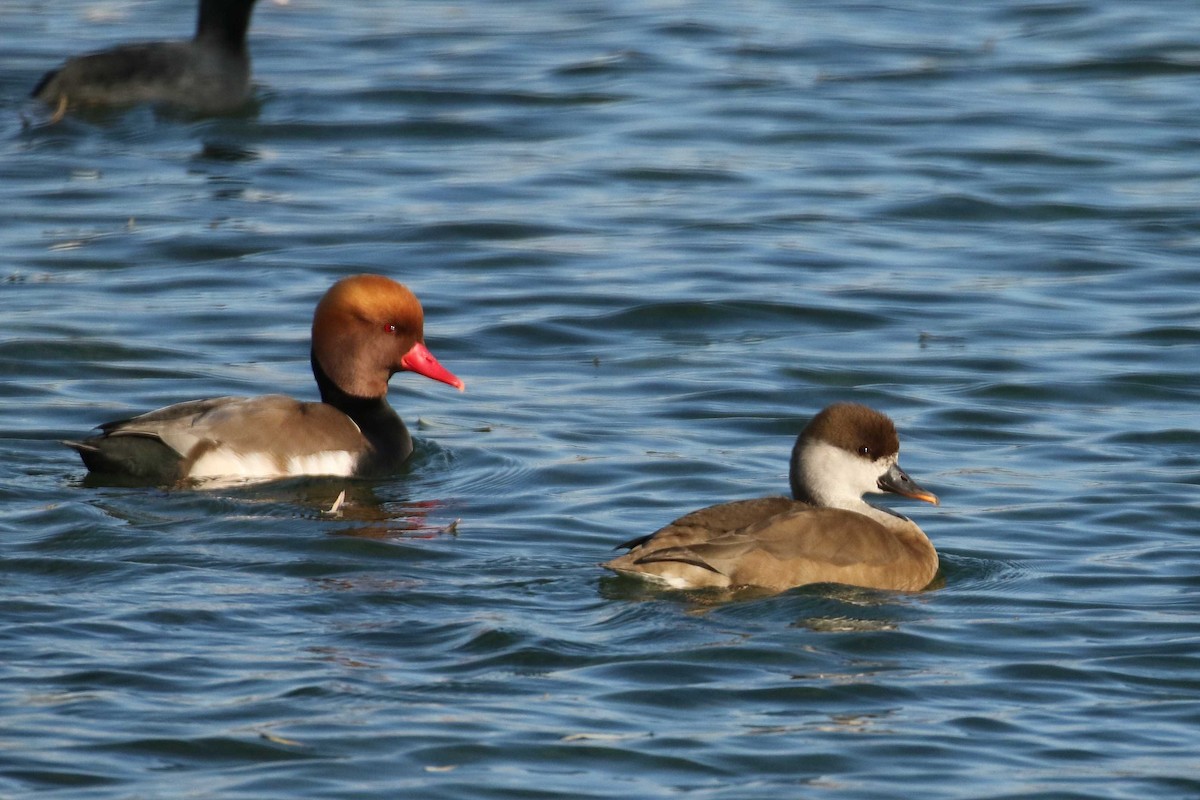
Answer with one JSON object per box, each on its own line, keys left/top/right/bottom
{"left": 32, "top": 0, "right": 265, "bottom": 121}
{"left": 604, "top": 403, "right": 941, "bottom": 593}
{"left": 66, "top": 274, "right": 464, "bottom": 484}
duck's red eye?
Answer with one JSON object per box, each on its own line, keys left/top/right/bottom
{"left": 383, "top": 323, "right": 397, "bottom": 334}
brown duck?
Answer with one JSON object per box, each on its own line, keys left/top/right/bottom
{"left": 604, "top": 403, "right": 940, "bottom": 592}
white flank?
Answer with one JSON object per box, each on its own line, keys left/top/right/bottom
{"left": 287, "top": 451, "right": 356, "bottom": 477}
{"left": 187, "top": 449, "right": 355, "bottom": 479}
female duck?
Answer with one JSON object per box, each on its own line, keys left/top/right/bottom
{"left": 605, "top": 403, "right": 941, "bottom": 592}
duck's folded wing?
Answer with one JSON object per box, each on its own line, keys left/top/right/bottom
{"left": 667, "top": 495, "right": 799, "bottom": 533}
{"left": 614, "top": 496, "right": 798, "bottom": 551}
{"left": 113, "top": 396, "right": 360, "bottom": 454}
{"left": 633, "top": 508, "right": 908, "bottom": 579}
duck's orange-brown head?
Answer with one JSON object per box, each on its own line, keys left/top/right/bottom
{"left": 311, "top": 274, "right": 464, "bottom": 399}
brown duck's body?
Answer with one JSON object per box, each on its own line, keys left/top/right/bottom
{"left": 605, "top": 403, "right": 941, "bottom": 593}
{"left": 608, "top": 500, "right": 937, "bottom": 592}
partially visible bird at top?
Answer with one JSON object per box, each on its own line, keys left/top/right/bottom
{"left": 32, "top": 0, "right": 276, "bottom": 122}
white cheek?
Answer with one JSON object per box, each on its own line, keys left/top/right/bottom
{"left": 800, "top": 440, "right": 882, "bottom": 507}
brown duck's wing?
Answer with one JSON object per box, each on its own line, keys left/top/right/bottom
{"left": 634, "top": 508, "right": 935, "bottom": 592}
{"left": 614, "top": 496, "right": 799, "bottom": 551}
{"left": 667, "top": 496, "right": 800, "bottom": 533}
{"left": 732, "top": 508, "right": 914, "bottom": 566}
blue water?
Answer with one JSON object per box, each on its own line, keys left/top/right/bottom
{"left": 2, "top": 1, "right": 1199, "bottom": 797}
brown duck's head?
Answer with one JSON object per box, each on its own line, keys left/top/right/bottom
{"left": 791, "top": 403, "right": 937, "bottom": 507}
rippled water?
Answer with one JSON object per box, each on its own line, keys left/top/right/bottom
{"left": 2, "top": 1, "right": 1199, "bottom": 797}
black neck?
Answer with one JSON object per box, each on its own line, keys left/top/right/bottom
{"left": 195, "top": 0, "right": 258, "bottom": 52}
{"left": 312, "top": 350, "right": 412, "bottom": 471}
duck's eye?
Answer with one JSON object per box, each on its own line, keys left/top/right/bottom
{"left": 859, "top": 445, "right": 872, "bottom": 457}
{"left": 383, "top": 323, "right": 397, "bottom": 334}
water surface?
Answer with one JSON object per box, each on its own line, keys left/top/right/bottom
{"left": 2, "top": 1, "right": 1199, "bottom": 797}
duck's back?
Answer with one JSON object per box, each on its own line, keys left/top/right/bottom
{"left": 33, "top": 40, "right": 250, "bottom": 112}
{"left": 612, "top": 495, "right": 800, "bottom": 553}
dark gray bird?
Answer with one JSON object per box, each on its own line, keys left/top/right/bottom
{"left": 32, "top": 0, "right": 264, "bottom": 121}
